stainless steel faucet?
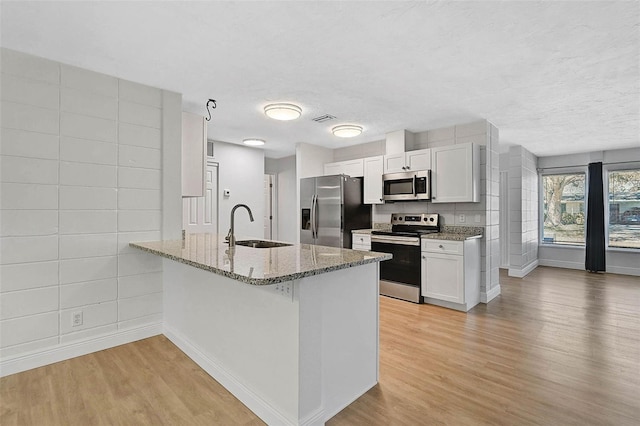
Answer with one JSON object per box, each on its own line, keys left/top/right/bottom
{"left": 226, "top": 204, "right": 254, "bottom": 247}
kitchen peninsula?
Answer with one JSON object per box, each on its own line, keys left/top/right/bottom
{"left": 131, "top": 233, "right": 391, "bottom": 426}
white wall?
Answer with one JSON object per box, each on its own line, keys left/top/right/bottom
{"left": 296, "top": 142, "right": 333, "bottom": 179}
{"left": 332, "top": 140, "right": 385, "bottom": 162}
{"left": 0, "top": 48, "right": 180, "bottom": 368}
{"left": 265, "top": 155, "right": 297, "bottom": 243}
{"left": 213, "top": 141, "right": 265, "bottom": 239}
{"left": 507, "top": 146, "right": 539, "bottom": 277}
{"left": 537, "top": 147, "right": 640, "bottom": 276}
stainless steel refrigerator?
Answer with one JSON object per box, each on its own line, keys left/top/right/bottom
{"left": 300, "top": 175, "right": 372, "bottom": 248}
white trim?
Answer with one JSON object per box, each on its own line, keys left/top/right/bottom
{"left": 299, "top": 408, "right": 325, "bottom": 426}
{"left": 481, "top": 284, "right": 501, "bottom": 303}
{"left": 508, "top": 260, "right": 539, "bottom": 278}
{"left": 0, "top": 323, "right": 162, "bottom": 378}
{"left": 163, "top": 324, "right": 297, "bottom": 426}
{"left": 607, "top": 266, "right": 640, "bottom": 277}
{"left": 538, "top": 259, "right": 583, "bottom": 270}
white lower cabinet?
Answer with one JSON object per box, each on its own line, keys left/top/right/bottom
{"left": 421, "top": 238, "right": 480, "bottom": 312}
{"left": 352, "top": 233, "right": 371, "bottom": 251}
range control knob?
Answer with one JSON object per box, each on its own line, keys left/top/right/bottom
{"left": 398, "top": 217, "right": 403, "bottom": 221}
{"left": 429, "top": 217, "right": 434, "bottom": 222}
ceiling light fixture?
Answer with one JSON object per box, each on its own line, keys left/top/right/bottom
{"left": 264, "top": 103, "right": 302, "bottom": 121}
{"left": 331, "top": 124, "right": 363, "bottom": 138}
{"left": 243, "top": 138, "right": 265, "bottom": 146}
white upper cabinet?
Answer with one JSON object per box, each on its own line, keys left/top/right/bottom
{"left": 323, "top": 159, "right": 364, "bottom": 177}
{"left": 431, "top": 143, "right": 480, "bottom": 203}
{"left": 407, "top": 149, "right": 431, "bottom": 171}
{"left": 363, "top": 156, "right": 384, "bottom": 204}
{"left": 383, "top": 148, "right": 431, "bottom": 174}
{"left": 182, "top": 111, "right": 207, "bottom": 197}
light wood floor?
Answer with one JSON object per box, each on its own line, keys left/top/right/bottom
{"left": 1, "top": 267, "right": 639, "bottom": 425}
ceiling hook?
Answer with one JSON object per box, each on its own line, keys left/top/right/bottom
{"left": 205, "top": 99, "right": 217, "bottom": 121}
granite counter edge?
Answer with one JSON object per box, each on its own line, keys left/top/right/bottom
{"left": 130, "top": 243, "right": 391, "bottom": 285}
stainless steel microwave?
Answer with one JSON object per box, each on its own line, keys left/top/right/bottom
{"left": 382, "top": 170, "right": 431, "bottom": 201}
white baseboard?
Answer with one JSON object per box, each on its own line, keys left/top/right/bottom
{"left": 508, "top": 260, "right": 539, "bottom": 278}
{"left": 538, "top": 259, "right": 583, "bottom": 270}
{"left": 607, "top": 266, "right": 640, "bottom": 276}
{"left": 481, "top": 285, "right": 501, "bottom": 303}
{"left": 0, "top": 323, "right": 162, "bottom": 378}
{"left": 163, "top": 325, "right": 300, "bottom": 426}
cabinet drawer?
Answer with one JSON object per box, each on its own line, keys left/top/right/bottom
{"left": 352, "top": 234, "right": 371, "bottom": 245}
{"left": 352, "top": 244, "right": 371, "bottom": 251}
{"left": 421, "top": 239, "right": 463, "bottom": 255}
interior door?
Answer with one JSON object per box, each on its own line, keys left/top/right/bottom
{"left": 183, "top": 161, "right": 218, "bottom": 234}
{"left": 316, "top": 175, "right": 343, "bottom": 248}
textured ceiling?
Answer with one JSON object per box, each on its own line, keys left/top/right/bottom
{"left": 1, "top": 1, "right": 638, "bottom": 158}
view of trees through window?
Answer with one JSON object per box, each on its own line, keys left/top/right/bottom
{"left": 609, "top": 169, "right": 640, "bottom": 249}
{"left": 542, "top": 173, "right": 585, "bottom": 245}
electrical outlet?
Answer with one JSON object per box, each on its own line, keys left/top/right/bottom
{"left": 274, "top": 282, "right": 293, "bottom": 299}
{"left": 458, "top": 214, "right": 466, "bottom": 223}
{"left": 475, "top": 214, "right": 481, "bottom": 223}
{"left": 72, "top": 311, "right": 83, "bottom": 327}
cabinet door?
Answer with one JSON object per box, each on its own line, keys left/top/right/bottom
{"left": 363, "top": 156, "right": 384, "bottom": 204}
{"left": 406, "top": 148, "right": 431, "bottom": 171}
{"left": 431, "top": 143, "right": 479, "bottom": 203}
{"left": 422, "top": 252, "right": 464, "bottom": 304}
{"left": 342, "top": 159, "right": 364, "bottom": 177}
{"left": 383, "top": 153, "right": 407, "bottom": 174}
{"left": 182, "top": 112, "right": 207, "bottom": 197}
{"left": 324, "top": 162, "right": 343, "bottom": 176}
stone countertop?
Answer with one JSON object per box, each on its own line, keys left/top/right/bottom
{"left": 352, "top": 229, "right": 374, "bottom": 235}
{"left": 421, "top": 232, "right": 482, "bottom": 241}
{"left": 354, "top": 226, "right": 483, "bottom": 241}
{"left": 130, "top": 233, "right": 391, "bottom": 286}
{"left": 421, "top": 225, "right": 484, "bottom": 241}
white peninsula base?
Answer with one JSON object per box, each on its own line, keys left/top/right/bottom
{"left": 162, "top": 258, "right": 380, "bottom": 426}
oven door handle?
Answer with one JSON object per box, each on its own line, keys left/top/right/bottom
{"left": 371, "top": 236, "right": 420, "bottom": 246}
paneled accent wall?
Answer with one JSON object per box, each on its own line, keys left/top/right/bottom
{"left": 0, "top": 48, "right": 172, "bottom": 361}
{"left": 507, "top": 145, "right": 539, "bottom": 277}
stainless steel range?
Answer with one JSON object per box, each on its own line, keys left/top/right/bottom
{"left": 371, "top": 213, "right": 440, "bottom": 303}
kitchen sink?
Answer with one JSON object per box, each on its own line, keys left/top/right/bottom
{"left": 235, "top": 240, "right": 292, "bottom": 249}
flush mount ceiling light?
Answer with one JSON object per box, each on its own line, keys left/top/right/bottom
{"left": 331, "top": 124, "right": 363, "bottom": 138}
{"left": 243, "top": 138, "right": 265, "bottom": 146}
{"left": 264, "top": 103, "right": 302, "bottom": 121}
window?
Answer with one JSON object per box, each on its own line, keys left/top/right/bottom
{"left": 608, "top": 169, "right": 640, "bottom": 249}
{"left": 542, "top": 173, "right": 586, "bottom": 245}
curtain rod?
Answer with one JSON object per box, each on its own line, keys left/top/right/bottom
{"left": 537, "top": 160, "right": 639, "bottom": 172}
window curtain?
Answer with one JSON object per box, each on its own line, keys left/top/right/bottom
{"left": 585, "top": 162, "right": 606, "bottom": 272}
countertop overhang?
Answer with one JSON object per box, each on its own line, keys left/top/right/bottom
{"left": 130, "top": 233, "right": 391, "bottom": 285}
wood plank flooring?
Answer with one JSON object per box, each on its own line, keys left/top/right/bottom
{"left": 1, "top": 266, "right": 639, "bottom": 425}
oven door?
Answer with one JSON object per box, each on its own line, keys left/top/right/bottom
{"left": 371, "top": 237, "right": 421, "bottom": 287}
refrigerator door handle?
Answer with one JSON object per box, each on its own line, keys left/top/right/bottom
{"left": 313, "top": 194, "right": 319, "bottom": 239}
{"left": 310, "top": 194, "right": 317, "bottom": 239}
